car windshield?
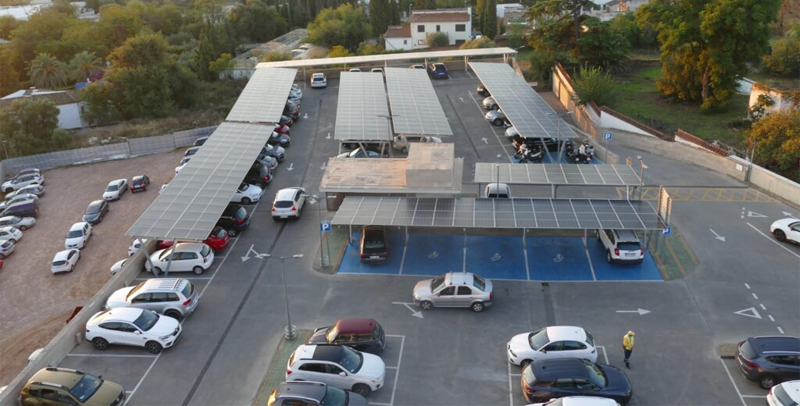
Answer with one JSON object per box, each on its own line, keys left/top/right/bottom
{"left": 106, "top": 184, "right": 119, "bottom": 192}
{"left": 772, "top": 384, "right": 795, "bottom": 405}
{"left": 234, "top": 207, "right": 247, "bottom": 220}
{"left": 69, "top": 374, "right": 103, "bottom": 402}
{"left": 473, "top": 274, "right": 486, "bottom": 292}
{"left": 133, "top": 310, "right": 159, "bottom": 331}
{"left": 200, "top": 245, "right": 211, "bottom": 257}
{"left": 321, "top": 385, "right": 348, "bottom": 406}
{"left": 529, "top": 328, "right": 550, "bottom": 350}
{"left": 274, "top": 200, "right": 293, "bottom": 208}
{"left": 338, "top": 346, "right": 363, "bottom": 373}
{"left": 181, "top": 281, "right": 194, "bottom": 299}
{"left": 583, "top": 360, "right": 607, "bottom": 387}
{"left": 585, "top": 330, "right": 595, "bottom": 347}
{"left": 238, "top": 183, "right": 248, "bottom": 192}
{"left": 522, "top": 363, "right": 536, "bottom": 384}
{"left": 430, "top": 275, "right": 446, "bottom": 291}
{"left": 159, "top": 248, "right": 173, "bottom": 260}
{"left": 86, "top": 204, "right": 99, "bottom": 214}
{"left": 67, "top": 229, "right": 83, "bottom": 238}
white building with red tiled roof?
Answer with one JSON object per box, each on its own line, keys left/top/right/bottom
{"left": 406, "top": 8, "right": 472, "bottom": 49}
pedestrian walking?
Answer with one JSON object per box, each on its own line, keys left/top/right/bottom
{"left": 622, "top": 331, "right": 635, "bottom": 369}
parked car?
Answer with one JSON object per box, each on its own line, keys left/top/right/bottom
{"left": 736, "top": 335, "right": 800, "bottom": 389}
{"left": 280, "top": 114, "right": 294, "bottom": 127}
{"left": 507, "top": 326, "right": 598, "bottom": 368}
{"left": 0, "top": 199, "right": 38, "bottom": 218}
{"left": 203, "top": 226, "right": 230, "bottom": 252}
{"left": 0, "top": 226, "right": 22, "bottom": 243}
{"left": 289, "top": 83, "right": 303, "bottom": 99}
{"left": 485, "top": 183, "right": 511, "bottom": 198}
{"left": 103, "top": 179, "right": 128, "bottom": 201}
{"left": 217, "top": 204, "right": 250, "bottom": 236}
{"left": 106, "top": 278, "right": 198, "bottom": 320}
{"left": 6, "top": 184, "right": 45, "bottom": 201}
{"left": 477, "top": 84, "right": 490, "bottom": 97}
{"left": 482, "top": 96, "right": 499, "bottom": 110}
{"left": 0, "top": 193, "right": 38, "bottom": 211}
{"left": 284, "top": 100, "right": 300, "bottom": 120}
{"left": 82, "top": 199, "right": 109, "bottom": 224}
{"left": 311, "top": 73, "right": 327, "bottom": 88}
{"left": 521, "top": 358, "right": 632, "bottom": 405}
{"left": 128, "top": 238, "right": 147, "bottom": 257}
{"left": 1, "top": 172, "right": 43, "bottom": 193}
{"left": 85, "top": 307, "right": 181, "bottom": 354}
{"left": 392, "top": 135, "right": 442, "bottom": 153}
{"left": 64, "top": 222, "right": 92, "bottom": 249}
{"left": 359, "top": 226, "right": 388, "bottom": 262}
{"left": 308, "top": 318, "right": 386, "bottom": 354}
{"left": 485, "top": 110, "right": 508, "bottom": 126}
{"left": 19, "top": 367, "right": 125, "bottom": 406}
{"left": 287, "top": 344, "right": 386, "bottom": 397}
{"left": 511, "top": 134, "right": 561, "bottom": 152}
{"left": 130, "top": 175, "right": 150, "bottom": 192}
{"left": 184, "top": 146, "right": 200, "bottom": 157}
{"left": 409, "top": 64, "right": 425, "bottom": 69}
{"left": 336, "top": 148, "right": 385, "bottom": 159}
{"left": 274, "top": 123, "right": 291, "bottom": 135}
{"left": 413, "top": 271, "right": 493, "bottom": 312}
{"left": 256, "top": 154, "right": 279, "bottom": 170}
{"left": 144, "top": 242, "right": 214, "bottom": 275}
{"left": 272, "top": 187, "right": 306, "bottom": 220}
{"left": 0, "top": 240, "right": 14, "bottom": 259}
{"left": 371, "top": 67, "right": 384, "bottom": 74}
{"left": 268, "top": 381, "right": 367, "bottom": 406}
{"left": 193, "top": 136, "right": 209, "bottom": 147}
{"left": 109, "top": 259, "right": 126, "bottom": 275}
{"left": 9, "top": 168, "right": 41, "bottom": 181}
{"left": 262, "top": 144, "right": 286, "bottom": 162}
{"left": 231, "top": 182, "right": 263, "bottom": 205}
{"left": 268, "top": 131, "right": 291, "bottom": 148}
{"left": 767, "top": 380, "right": 800, "bottom": 406}
{"left": 528, "top": 397, "right": 621, "bottom": 406}
{"left": 771, "top": 218, "right": 800, "bottom": 244}
{"left": 175, "top": 163, "right": 187, "bottom": 174}
{"left": 0, "top": 215, "right": 35, "bottom": 230}
{"left": 51, "top": 249, "right": 80, "bottom": 274}
{"left": 597, "top": 229, "right": 644, "bottom": 264}
{"left": 428, "top": 63, "right": 448, "bottom": 79}
{"left": 348, "top": 68, "right": 362, "bottom": 72}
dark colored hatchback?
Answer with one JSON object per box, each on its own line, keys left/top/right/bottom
{"left": 736, "top": 336, "right": 800, "bottom": 389}
{"left": 1, "top": 200, "right": 38, "bottom": 218}
{"left": 359, "top": 226, "right": 387, "bottom": 262}
{"left": 521, "top": 358, "right": 632, "bottom": 405}
{"left": 216, "top": 204, "right": 250, "bottom": 237}
{"left": 130, "top": 175, "right": 150, "bottom": 192}
{"left": 308, "top": 318, "right": 386, "bottom": 354}
{"left": 268, "top": 381, "right": 367, "bottom": 406}
{"left": 82, "top": 200, "right": 109, "bottom": 224}
{"left": 245, "top": 162, "right": 273, "bottom": 186}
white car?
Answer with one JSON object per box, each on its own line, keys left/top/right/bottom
{"left": 0, "top": 215, "right": 35, "bottom": 230}
{"left": 505, "top": 126, "right": 519, "bottom": 138}
{"left": 0, "top": 240, "right": 14, "bottom": 259}
{"left": 6, "top": 184, "right": 45, "bottom": 198}
{"left": 482, "top": 96, "right": 499, "bottom": 110}
{"left": 102, "top": 179, "right": 128, "bottom": 201}
{"left": 597, "top": 229, "right": 643, "bottom": 264}
{"left": 175, "top": 164, "right": 186, "bottom": 174}
{"left": 64, "top": 222, "right": 92, "bottom": 249}
{"left": 311, "top": 73, "right": 327, "bottom": 88}
{"left": 392, "top": 135, "right": 442, "bottom": 153}
{"left": 1, "top": 173, "right": 43, "bottom": 193}
{"left": 85, "top": 307, "right": 182, "bottom": 354}
{"left": 289, "top": 84, "right": 303, "bottom": 99}
{"left": 272, "top": 187, "right": 306, "bottom": 220}
{"left": 768, "top": 380, "right": 800, "bottom": 406}
{"left": 128, "top": 238, "right": 148, "bottom": 256}
{"left": 771, "top": 218, "right": 800, "bottom": 244}
{"left": 528, "top": 396, "right": 621, "bottom": 406}
{"left": 0, "top": 226, "right": 22, "bottom": 243}
{"left": 348, "top": 68, "right": 361, "bottom": 72}
{"left": 231, "top": 182, "right": 263, "bottom": 204}
{"left": 145, "top": 242, "right": 214, "bottom": 275}
{"left": 287, "top": 344, "right": 386, "bottom": 397}
{"left": 51, "top": 249, "right": 80, "bottom": 274}
{"left": 507, "top": 326, "right": 598, "bottom": 367}
{"left": 109, "top": 259, "right": 127, "bottom": 275}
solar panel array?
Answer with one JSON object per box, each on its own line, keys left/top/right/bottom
{"left": 474, "top": 163, "right": 641, "bottom": 185}
{"left": 469, "top": 62, "right": 575, "bottom": 140}
{"left": 126, "top": 123, "right": 273, "bottom": 240}
{"left": 335, "top": 72, "right": 392, "bottom": 141}
{"left": 226, "top": 68, "right": 298, "bottom": 123}
{"left": 331, "top": 196, "right": 664, "bottom": 230}
{"left": 384, "top": 67, "right": 453, "bottom": 136}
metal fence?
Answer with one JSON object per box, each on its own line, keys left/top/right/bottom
{"left": 0, "top": 126, "right": 217, "bottom": 177}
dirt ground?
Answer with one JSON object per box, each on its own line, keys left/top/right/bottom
{"left": 0, "top": 149, "right": 185, "bottom": 386}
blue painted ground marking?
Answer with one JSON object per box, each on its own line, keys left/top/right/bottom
{"left": 527, "top": 236, "right": 594, "bottom": 281}
{"left": 465, "top": 235, "right": 527, "bottom": 280}
{"left": 401, "top": 234, "right": 463, "bottom": 276}
{"left": 586, "top": 238, "right": 663, "bottom": 281}
{"left": 338, "top": 230, "right": 404, "bottom": 275}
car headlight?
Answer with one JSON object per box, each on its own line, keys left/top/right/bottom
{"left": 159, "top": 334, "right": 171, "bottom": 340}
{"left": 509, "top": 348, "right": 517, "bottom": 357}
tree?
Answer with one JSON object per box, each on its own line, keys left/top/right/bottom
{"left": 229, "top": 0, "right": 287, "bottom": 43}
{"left": 426, "top": 32, "right": 449, "bottom": 47}
{"left": 763, "top": 26, "right": 800, "bottom": 76}
{"left": 389, "top": 0, "right": 400, "bottom": 25}
{"left": 208, "top": 53, "right": 234, "bottom": 79}
{"left": 0, "top": 98, "right": 74, "bottom": 157}
{"left": 370, "top": 0, "right": 391, "bottom": 37}
{"left": 356, "top": 42, "right": 382, "bottom": 55}
{"left": 69, "top": 51, "right": 102, "bottom": 82}
{"left": 748, "top": 94, "right": 775, "bottom": 122}
{"left": 414, "top": 0, "right": 435, "bottom": 10}
{"left": 193, "top": 21, "right": 238, "bottom": 81}
{"left": 526, "top": 0, "right": 594, "bottom": 48}
{"left": 576, "top": 18, "right": 628, "bottom": 69}
{"left": 305, "top": 4, "right": 371, "bottom": 51}
{"left": 327, "top": 45, "right": 352, "bottom": 57}
{"left": 0, "top": 15, "right": 20, "bottom": 39}
{"left": 528, "top": 49, "right": 556, "bottom": 85}
{"left": 475, "top": 0, "right": 485, "bottom": 32}
{"left": 28, "top": 53, "right": 68, "bottom": 88}
{"left": 97, "top": 4, "right": 143, "bottom": 51}
{"left": 572, "top": 64, "right": 618, "bottom": 106}
{"left": 9, "top": 9, "right": 80, "bottom": 64}
{"left": 262, "top": 50, "right": 292, "bottom": 61}
{"left": 638, "top": 0, "right": 782, "bottom": 110}
{"left": 506, "top": 23, "right": 525, "bottom": 48}
{"left": 747, "top": 108, "right": 800, "bottom": 179}
{"left": 459, "top": 37, "right": 496, "bottom": 48}
{"left": 481, "top": 0, "right": 497, "bottom": 39}
{"left": 0, "top": 48, "right": 21, "bottom": 96}
{"left": 609, "top": 12, "right": 655, "bottom": 49}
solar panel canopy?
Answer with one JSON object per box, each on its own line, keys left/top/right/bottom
{"left": 335, "top": 72, "right": 392, "bottom": 141}
{"left": 226, "top": 68, "right": 298, "bottom": 123}
{"left": 469, "top": 62, "right": 575, "bottom": 140}
{"left": 331, "top": 196, "right": 665, "bottom": 230}
{"left": 385, "top": 67, "right": 453, "bottom": 137}
{"left": 474, "top": 163, "right": 641, "bottom": 185}
{"left": 126, "top": 122, "right": 273, "bottom": 240}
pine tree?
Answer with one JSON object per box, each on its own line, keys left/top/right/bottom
{"left": 389, "top": 0, "right": 400, "bottom": 25}
{"left": 482, "top": 0, "right": 497, "bottom": 39}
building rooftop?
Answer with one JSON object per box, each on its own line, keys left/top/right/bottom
{"left": 385, "top": 25, "right": 412, "bottom": 39}
{"left": 410, "top": 9, "right": 470, "bottom": 23}
{"left": 0, "top": 89, "right": 80, "bottom": 109}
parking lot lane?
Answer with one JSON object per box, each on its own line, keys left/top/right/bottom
{"left": 527, "top": 236, "right": 593, "bottom": 281}
{"left": 465, "top": 235, "right": 527, "bottom": 280}
{"left": 338, "top": 230, "right": 404, "bottom": 275}
{"left": 401, "top": 233, "right": 463, "bottom": 276}
{"left": 58, "top": 354, "right": 155, "bottom": 393}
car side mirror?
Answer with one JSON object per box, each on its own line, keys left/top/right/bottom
{"left": 339, "top": 372, "right": 346, "bottom": 377}
{"left": 540, "top": 348, "right": 547, "bottom": 353}
{"left": 134, "top": 330, "right": 141, "bottom": 335}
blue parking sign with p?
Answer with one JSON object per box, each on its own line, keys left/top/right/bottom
{"left": 603, "top": 132, "right": 613, "bottom": 141}
{"left": 321, "top": 221, "right": 332, "bottom": 232}
{"left": 662, "top": 226, "right": 671, "bottom": 236}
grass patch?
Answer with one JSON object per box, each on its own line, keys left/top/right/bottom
{"left": 608, "top": 63, "right": 750, "bottom": 148}
{"left": 745, "top": 70, "right": 800, "bottom": 91}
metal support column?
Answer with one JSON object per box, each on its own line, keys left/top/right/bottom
{"left": 462, "top": 228, "right": 467, "bottom": 273}
{"left": 162, "top": 238, "right": 177, "bottom": 276}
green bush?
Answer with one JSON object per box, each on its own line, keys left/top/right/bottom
{"left": 573, "top": 64, "right": 618, "bottom": 107}
{"left": 426, "top": 32, "right": 450, "bottom": 48}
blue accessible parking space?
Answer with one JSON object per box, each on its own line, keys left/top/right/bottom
{"left": 587, "top": 237, "right": 662, "bottom": 281}
{"left": 401, "top": 233, "right": 463, "bottom": 276}
{"left": 527, "top": 236, "right": 594, "bottom": 281}
{"left": 464, "top": 235, "right": 527, "bottom": 280}
{"left": 338, "top": 230, "right": 405, "bottom": 275}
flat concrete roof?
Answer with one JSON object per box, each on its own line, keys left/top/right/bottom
{"left": 256, "top": 47, "right": 517, "bottom": 69}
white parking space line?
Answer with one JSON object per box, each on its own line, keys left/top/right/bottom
{"left": 467, "top": 92, "right": 514, "bottom": 162}
{"left": 507, "top": 361, "right": 515, "bottom": 406}
{"left": 125, "top": 353, "right": 161, "bottom": 406}
{"left": 719, "top": 358, "right": 748, "bottom": 406}
{"left": 386, "top": 334, "right": 405, "bottom": 406}
{"left": 778, "top": 326, "right": 785, "bottom": 334}
{"left": 134, "top": 276, "right": 212, "bottom": 281}
{"left": 746, "top": 222, "right": 800, "bottom": 259}
{"left": 582, "top": 237, "right": 598, "bottom": 281}
{"left": 398, "top": 233, "right": 408, "bottom": 275}
{"left": 66, "top": 353, "right": 157, "bottom": 358}
{"left": 742, "top": 395, "right": 767, "bottom": 398}
{"left": 597, "top": 345, "right": 610, "bottom": 364}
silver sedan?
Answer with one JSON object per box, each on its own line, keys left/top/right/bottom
{"left": 413, "top": 272, "right": 493, "bottom": 312}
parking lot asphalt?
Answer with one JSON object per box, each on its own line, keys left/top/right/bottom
{"left": 49, "top": 71, "right": 800, "bottom": 406}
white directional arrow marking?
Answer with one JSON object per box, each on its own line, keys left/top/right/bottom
{"left": 303, "top": 113, "right": 309, "bottom": 119}
{"left": 458, "top": 97, "right": 465, "bottom": 102}
{"left": 286, "top": 163, "right": 294, "bottom": 171}
{"left": 747, "top": 211, "right": 767, "bottom": 218}
{"left": 782, "top": 211, "right": 795, "bottom": 217}
{"left": 616, "top": 308, "right": 651, "bottom": 315}
{"left": 709, "top": 229, "right": 726, "bottom": 242}
{"left": 734, "top": 307, "right": 762, "bottom": 319}
{"left": 320, "top": 161, "right": 327, "bottom": 171}
{"left": 241, "top": 244, "right": 269, "bottom": 262}
{"left": 326, "top": 132, "right": 332, "bottom": 140}
{"left": 481, "top": 137, "right": 488, "bottom": 144}
{"left": 392, "top": 302, "right": 423, "bottom": 318}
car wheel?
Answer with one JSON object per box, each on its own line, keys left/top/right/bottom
{"left": 192, "top": 266, "right": 204, "bottom": 275}
{"left": 759, "top": 374, "right": 777, "bottom": 389}
{"left": 165, "top": 310, "right": 182, "bottom": 321}
{"left": 607, "top": 251, "right": 612, "bottom": 263}
{"left": 0, "top": 254, "right": 5, "bottom": 260}
{"left": 241, "top": 197, "right": 251, "bottom": 205}
{"left": 492, "top": 104, "right": 499, "bottom": 111}
{"left": 773, "top": 230, "right": 787, "bottom": 242}
{"left": 352, "top": 384, "right": 371, "bottom": 397}
{"left": 98, "top": 216, "right": 103, "bottom": 223}
{"left": 145, "top": 341, "right": 163, "bottom": 354}
{"left": 228, "top": 229, "right": 238, "bottom": 237}
{"left": 8, "top": 239, "right": 15, "bottom": 243}
{"left": 19, "top": 226, "right": 27, "bottom": 231}
{"left": 92, "top": 337, "right": 109, "bottom": 350}
{"left": 401, "top": 147, "right": 408, "bottom": 154}
{"left": 420, "top": 301, "right": 433, "bottom": 311}
{"left": 520, "top": 359, "right": 532, "bottom": 369}
{"left": 153, "top": 267, "right": 162, "bottom": 275}
{"left": 493, "top": 119, "right": 503, "bottom": 126}
{"left": 471, "top": 302, "right": 484, "bottom": 312}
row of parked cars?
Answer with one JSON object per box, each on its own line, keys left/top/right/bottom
{"left": 0, "top": 168, "right": 44, "bottom": 263}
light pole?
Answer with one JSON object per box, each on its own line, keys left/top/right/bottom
{"left": 276, "top": 254, "right": 303, "bottom": 340}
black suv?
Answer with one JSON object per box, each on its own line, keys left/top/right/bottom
{"left": 308, "top": 318, "right": 386, "bottom": 354}
{"left": 736, "top": 335, "right": 800, "bottom": 389}
{"left": 268, "top": 381, "right": 367, "bottom": 406}
{"left": 521, "top": 358, "right": 632, "bottom": 404}
{"left": 216, "top": 204, "right": 250, "bottom": 237}
{"left": 359, "top": 226, "right": 387, "bottom": 262}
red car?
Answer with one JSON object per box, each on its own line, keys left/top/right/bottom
{"left": 273, "top": 123, "right": 290, "bottom": 135}
{"left": 203, "top": 226, "right": 230, "bottom": 252}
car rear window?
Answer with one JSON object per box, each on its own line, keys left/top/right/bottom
{"left": 234, "top": 207, "right": 247, "bottom": 220}
{"left": 364, "top": 230, "right": 385, "bottom": 249}
{"left": 200, "top": 245, "right": 211, "bottom": 257}
{"left": 740, "top": 340, "right": 758, "bottom": 359}
{"left": 181, "top": 281, "right": 195, "bottom": 299}
{"left": 773, "top": 384, "right": 796, "bottom": 405}
{"left": 522, "top": 364, "right": 537, "bottom": 385}
{"left": 274, "top": 200, "right": 293, "bottom": 208}
{"left": 473, "top": 274, "right": 486, "bottom": 291}
{"left": 212, "top": 228, "right": 226, "bottom": 239}
{"left": 313, "top": 77, "right": 324, "bottom": 81}
{"left": 618, "top": 242, "right": 641, "bottom": 251}
{"left": 53, "top": 260, "right": 66, "bottom": 266}
{"left": 86, "top": 205, "right": 99, "bottom": 214}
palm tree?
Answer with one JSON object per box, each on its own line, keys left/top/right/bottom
{"left": 69, "top": 51, "right": 102, "bottom": 83}
{"left": 28, "top": 53, "right": 69, "bottom": 89}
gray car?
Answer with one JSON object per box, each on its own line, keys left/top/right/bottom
{"left": 267, "top": 381, "right": 367, "bottom": 406}
{"left": 485, "top": 110, "right": 507, "bottom": 126}
{"left": 106, "top": 278, "right": 199, "bottom": 321}
{"left": 413, "top": 271, "right": 494, "bottom": 312}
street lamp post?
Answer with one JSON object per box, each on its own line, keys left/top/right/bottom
{"left": 276, "top": 254, "right": 303, "bottom": 340}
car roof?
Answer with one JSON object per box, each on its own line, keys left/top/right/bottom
{"left": 108, "top": 179, "right": 126, "bottom": 186}
{"left": 334, "top": 318, "right": 378, "bottom": 335}
{"left": 776, "top": 381, "right": 800, "bottom": 402}
{"left": 612, "top": 229, "right": 639, "bottom": 241}
{"left": 309, "top": 345, "right": 344, "bottom": 362}
{"left": 169, "top": 242, "right": 206, "bottom": 252}
{"left": 88, "top": 199, "right": 105, "bottom": 207}
{"left": 53, "top": 250, "right": 75, "bottom": 260}
{"left": 69, "top": 222, "right": 88, "bottom": 231}
{"left": 560, "top": 397, "right": 620, "bottom": 406}
{"left": 312, "top": 73, "right": 325, "bottom": 77}
{"left": 445, "top": 271, "right": 475, "bottom": 286}
{"left": 94, "top": 307, "right": 144, "bottom": 323}
{"left": 0, "top": 216, "right": 17, "bottom": 222}
{"left": 276, "top": 381, "right": 327, "bottom": 402}
{"left": 546, "top": 326, "right": 589, "bottom": 342}
{"left": 276, "top": 187, "right": 301, "bottom": 200}
{"left": 132, "top": 175, "right": 146, "bottom": 181}
{"left": 29, "top": 368, "right": 86, "bottom": 389}
{"left": 140, "top": 278, "right": 186, "bottom": 292}
{"left": 0, "top": 226, "right": 16, "bottom": 232}
{"left": 532, "top": 358, "right": 590, "bottom": 381}
{"left": 748, "top": 336, "right": 800, "bottom": 354}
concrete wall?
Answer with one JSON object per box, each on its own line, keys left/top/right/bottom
{"left": 734, "top": 156, "right": 800, "bottom": 205}
{"left": 0, "top": 240, "right": 156, "bottom": 406}
{"left": 385, "top": 38, "right": 412, "bottom": 51}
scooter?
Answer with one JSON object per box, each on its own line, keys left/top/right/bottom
{"left": 515, "top": 144, "right": 544, "bottom": 163}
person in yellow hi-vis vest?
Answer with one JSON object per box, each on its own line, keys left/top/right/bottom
{"left": 622, "top": 331, "right": 635, "bottom": 369}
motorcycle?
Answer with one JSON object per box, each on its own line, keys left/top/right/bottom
{"left": 514, "top": 144, "right": 544, "bottom": 163}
